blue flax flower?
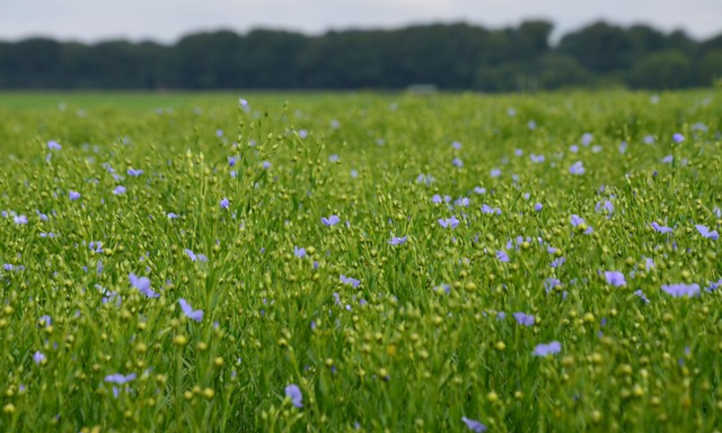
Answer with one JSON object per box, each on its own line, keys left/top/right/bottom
{"left": 184, "top": 249, "right": 208, "bottom": 262}
{"left": 634, "top": 290, "right": 650, "bottom": 304}
{"left": 661, "top": 283, "right": 700, "bottom": 298}
{"left": 695, "top": 224, "right": 718, "bottom": 240}
{"left": 104, "top": 373, "right": 136, "bottom": 384}
{"left": 438, "top": 216, "right": 460, "bottom": 228}
{"left": 129, "top": 273, "right": 159, "bottom": 298}
{"left": 285, "top": 384, "right": 303, "bottom": 408}
{"left": 461, "top": 417, "right": 487, "bottom": 432}
{"left": 596, "top": 200, "right": 614, "bottom": 215}
{"left": 604, "top": 271, "right": 626, "bottom": 287}
{"left": 481, "top": 204, "right": 501, "bottom": 215}
{"left": 340, "top": 275, "right": 360, "bottom": 288}
{"left": 89, "top": 241, "right": 103, "bottom": 253}
{"left": 533, "top": 341, "right": 562, "bottom": 356}
{"left": 530, "top": 154, "right": 545, "bottom": 163}
{"left": 513, "top": 312, "right": 535, "bottom": 326}
{"left": 705, "top": 279, "right": 721, "bottom": 292}
{"left": 389, "top": 235, "right": 407, "bottom": 246}
{"left": 544, "top": 278, "right": 561, "bottom": 293}
{"left": 570, "top": 214, "right": 585, "bottom": 227}
{"left": 321, "top": 215, "right": 340, "bottom": 226}
{"left": 178, "top": 298, "right": 203, "bottom": 322}
{"left": 569, "top": 161, "right": 585, "bottom": 175}
{"left": 550, "top": 257, "right": 565, "bottom": 268}
{"left": 651, "top": 222, "right": 673, "bottom": 233}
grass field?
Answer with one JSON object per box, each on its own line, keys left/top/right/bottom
{"left": 0, "top": 90, "right": 721, "bottom": 432}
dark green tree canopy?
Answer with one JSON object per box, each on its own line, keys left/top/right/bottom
{"left": 0, "top": 20, "right": 719, "bottom": 90}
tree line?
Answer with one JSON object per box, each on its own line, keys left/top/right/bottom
{"left": 1, "top": 20, "right": 721, "bottom": 90}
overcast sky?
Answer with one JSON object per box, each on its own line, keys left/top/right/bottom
{"left": 2, "top": 0, "right": 721, "bottom": 43}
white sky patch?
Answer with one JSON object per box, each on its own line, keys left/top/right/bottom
{"left": 0, "top": 0, "right": 719, "bottom": 43}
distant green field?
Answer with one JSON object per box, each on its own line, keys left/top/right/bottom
{"left": 0, "top": 91, "right": 341, "bottom": 111}
{"left": 0, "top": 90, "right": 720, "bottom": 433}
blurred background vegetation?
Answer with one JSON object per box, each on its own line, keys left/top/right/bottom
{"left": 0, "top": 20, "right": 720, "bottom": 91}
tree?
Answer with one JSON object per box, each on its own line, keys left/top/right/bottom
{"left": 558, "top": 21, "right": 635, "bottom": 73}
{"left": 241, "top": 29, "right": 307, "bottom": 88}
{"left": 175, "top": 31, "right": 246, "bottom": 88}
{"left": 475, "top": 62, "right": 537, "bottom": 92}
{"left": 628, "top": 50, "right": 692, "bottom": 89}
{"left": 0, "top": 21, "right": 718, "bottom": 90}
{"left": 538, "top": 53, "right": 590, "bottom": 89}
{"left": 0, "top": 38, "right": 63, "bottom": 87}
{"left": 698, "top": 50, "right": 722, "bottom": 85}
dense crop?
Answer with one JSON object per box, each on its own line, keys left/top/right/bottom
{"left": 0, "top": 91, "right": 721, "bottom": 432}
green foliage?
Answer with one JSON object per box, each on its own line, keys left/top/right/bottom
{"left": 558, "top": 22, "right": 637, "bottom": 73}
{"left": 628, "top": 50, "right": 693, "bottom": 89}
{"left": 474, "top": 62, "right": 537, "bottom": 92}
{"left": 0, "top": 91, "right": 721, "bottom": 433}
{"left": 538, "top": 54, "right": 591, "bottom": 89}
{"left": 699, "top": 50, "right": 722, "bottom": 85}
{"left": 0, "top": 21, "right": 720, "bottom": 90}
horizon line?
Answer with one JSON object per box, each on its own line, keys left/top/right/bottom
{"left": 1, "top": 17, "right": 718, "bottom": 46}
